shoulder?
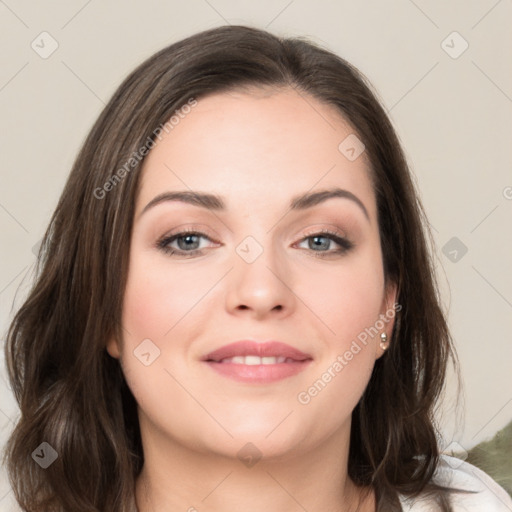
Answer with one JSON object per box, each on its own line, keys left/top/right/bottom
{"left": 398, "top": 454, "right": 512, "bottom": 511}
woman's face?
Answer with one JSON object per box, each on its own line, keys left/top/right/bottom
{"left": 107, "top": 87, "right": 397, "bottom": 461}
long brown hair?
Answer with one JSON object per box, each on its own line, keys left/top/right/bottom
{"left": 3, "top": 25, "right": 463, "bottom": 511}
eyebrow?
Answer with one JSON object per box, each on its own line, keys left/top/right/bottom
{"left": 138, "top": 187, "right": 370, "bottom": 221}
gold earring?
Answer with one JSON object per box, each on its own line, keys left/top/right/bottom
{"left": 380, "top": 332, "right": 388, "bottom": 350}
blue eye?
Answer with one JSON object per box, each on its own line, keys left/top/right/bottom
{"left": 157, "top": 230, "right": 213, "bottom": 257}
{"left": 156, "top": 229, "right": 354, "bottom": 258}
{"left": 296, "top": 231, "right": 354, "bottom": 257}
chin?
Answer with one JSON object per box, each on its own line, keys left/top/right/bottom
{"left": 215, "top": 435, "right": 305, "bottom": 465}
{"left": 215, "top": 413, "right": 309, "bottom": 454}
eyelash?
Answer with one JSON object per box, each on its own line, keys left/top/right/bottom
{"left": 156, "top": 228, "right": 354, "bottom": 259}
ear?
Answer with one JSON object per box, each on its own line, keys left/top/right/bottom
{"left": 106, "top": 336, "right": 121, "bottom": 359}
{"left": 375, "top": 280, "right": 399, "bottom": 360}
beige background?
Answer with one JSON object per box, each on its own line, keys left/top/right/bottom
{"left": 0, "top": 1, "right": 511, "bottom": 508}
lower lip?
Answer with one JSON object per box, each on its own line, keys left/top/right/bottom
{"left": 204, "top": 360, "right": 312, "bottom": 383}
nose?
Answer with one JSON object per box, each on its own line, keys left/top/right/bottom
{"left": 224, "top": 241, "right": 295, "bottom": 320}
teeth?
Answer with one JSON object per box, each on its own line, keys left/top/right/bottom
{"left": 245, "top": 355, "right": 262, "bottom": 365}
{"left": 219, "top": 355, "right": 290, "bottom": 365}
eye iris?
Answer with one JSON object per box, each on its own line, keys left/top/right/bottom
{"left": 310, "top": 235, "right": 330, "bottom": 250}
{"left": 178, "top": 234, "right": 200, "bottom": 250}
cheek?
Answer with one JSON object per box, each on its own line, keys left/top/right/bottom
{"left": 299, "top": 249, "right": 385, "bottom": 342}
{"left": 294, "top": 262, "right": 383, "bottom": 430}
{"left": 293, "top": 248, "right": 384, "bottom": 404}
{"left": 118, "top": 252, "right": 222, "bottom": 406}
{"left": 118, "top": 255, "right": 213, "bottom": 442}
{"left": 121, "top": 252, "right": 219, "bottom": 341}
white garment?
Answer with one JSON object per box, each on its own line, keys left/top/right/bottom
{"left": 399, "top": 454, "right": 512, "bottom": 511}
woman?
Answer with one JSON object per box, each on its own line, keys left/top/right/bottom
{"left": 3, "top": 25, "right": 511, "bottom": 512}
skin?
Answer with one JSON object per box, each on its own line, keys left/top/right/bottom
{"left": 107, "top": 86, "right": 397, "bottom": 512}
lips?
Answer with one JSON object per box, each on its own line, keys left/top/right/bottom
{"left": 202, "top": 340, "right": 313, "bottom": 384}
{"left": 202, "top": 340, "right": 312, "bottom": 363}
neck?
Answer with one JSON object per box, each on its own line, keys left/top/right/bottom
{"left": 134, "top": 416, "right": 375, "bottom": 512}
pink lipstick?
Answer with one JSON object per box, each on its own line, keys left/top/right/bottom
{"left": 202, "top": 340, "right": 313, "bottom": 383}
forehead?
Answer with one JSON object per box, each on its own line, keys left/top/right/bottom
{"left": 136, "top": 87, "right": 375, "bottom": 218}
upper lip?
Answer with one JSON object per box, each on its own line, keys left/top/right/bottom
{"left": 202, "top": 341, "right": 312, "bottom": 362}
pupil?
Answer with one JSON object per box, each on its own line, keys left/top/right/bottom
{"left": 180, "top": 234, "right": 199, "bottom": 250}
{"left": 312, "top": 236, "right": 328, "bottom": 250}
